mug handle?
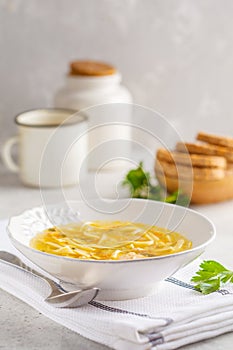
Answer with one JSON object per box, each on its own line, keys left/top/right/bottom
{"left": 1, "top": 136, "right": 19, "bottom": 173}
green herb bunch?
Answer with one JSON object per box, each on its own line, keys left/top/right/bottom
{"left": 191, "top": 260, "right": 233, "bottom": 294}
{"left": 122, "top": 162, "right": 189, "bottom": 206}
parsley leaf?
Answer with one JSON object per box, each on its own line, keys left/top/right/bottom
{"left": 191, "top": 260, "right": 233, "bottom": 294}
{"left": 122, "top": 162, "right": 189, "bottom": 206}
{"left": 122, "top": 162, "right": 151, "bottom": 198}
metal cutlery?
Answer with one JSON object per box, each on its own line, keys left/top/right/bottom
{"left": 0, "top": 251, "right": 99, "bottom": 308}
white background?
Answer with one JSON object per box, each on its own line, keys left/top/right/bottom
{"left": 1, "top": 0, "right": 233, "bottom": 146}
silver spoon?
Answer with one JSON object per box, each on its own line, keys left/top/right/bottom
{"left": 0, "top": 251, "right": 99, "bottom": 308}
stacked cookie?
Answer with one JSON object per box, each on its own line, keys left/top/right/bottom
{"left": 155, "top": 132, "right": 233, "bottom": 204}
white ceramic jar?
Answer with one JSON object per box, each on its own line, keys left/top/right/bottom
{"left": 54, "top": 72, "right": 132, "bottom": 109}
{"left": 54, "top": 64, "right": 132, "bottom": 170}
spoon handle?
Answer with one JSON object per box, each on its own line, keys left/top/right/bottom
{"left": 0, "top": 251, "right": 63, "bottom": 296}
{"left": 0, "top": 251, "right": 100, "bottom": 307}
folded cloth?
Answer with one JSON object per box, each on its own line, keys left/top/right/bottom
{"left": 1, "top": 219, "right": 233, "bottom": 350}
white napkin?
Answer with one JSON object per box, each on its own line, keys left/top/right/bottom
{"left": 1, "top": 219, "right": 233, "bottom": 350}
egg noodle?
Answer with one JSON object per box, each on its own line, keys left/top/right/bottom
{"left": 30, "top": 221, "right": 192, "bottom": 260}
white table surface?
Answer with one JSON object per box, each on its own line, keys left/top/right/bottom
{"left": 1, "top": 167, "right": 233, "bottom": 350}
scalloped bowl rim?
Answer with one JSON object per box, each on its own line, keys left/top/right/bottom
{"left": 7, "top": 199, "right": 216, "bottom": 264}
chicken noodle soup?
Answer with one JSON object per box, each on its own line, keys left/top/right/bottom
{"left": 30, "top": 221, "right": 192, "bottom": 260}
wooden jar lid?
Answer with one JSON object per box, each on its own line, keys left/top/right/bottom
{"left": 69, "top": 60, "right": 116, "bottom": 76}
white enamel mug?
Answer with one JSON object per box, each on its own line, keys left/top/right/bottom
{"left": 1, "top": 108, "right": 88, "bottom": 187}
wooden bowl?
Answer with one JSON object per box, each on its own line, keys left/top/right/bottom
{"left": 156, "top": 171, "right": 233, "bottom": 204}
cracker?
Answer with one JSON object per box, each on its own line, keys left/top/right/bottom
{"left": 155, "top": 159, "right": 225, "bottom": 180}
{"left": 157, "top": 148, "right": 226, "bottom": 168}
{"left": 197, "top": 131, "right": 233, "bottom": 148}
{"left": 176, "top": 142, "right": 233, "bottom": 162}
